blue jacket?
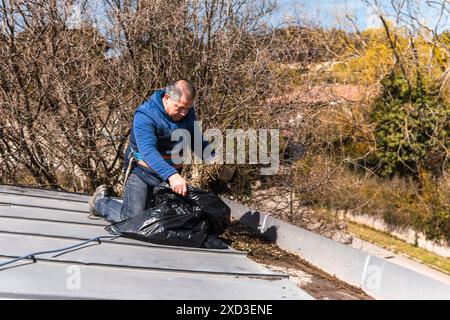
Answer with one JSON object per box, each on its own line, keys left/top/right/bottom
{"left": 125, "top": 89, "right": 209, "bottom": 182}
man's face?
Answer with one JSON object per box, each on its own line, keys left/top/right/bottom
{"left": 163, "top": 94, "right": 193, "bottom": 121}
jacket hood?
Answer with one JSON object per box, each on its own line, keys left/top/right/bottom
{"left": 149, "top": 89, "right": 166, "bottom": 115}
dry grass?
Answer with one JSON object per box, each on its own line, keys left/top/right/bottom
{"left": 348, "top": 222, "right": 450, "bottom": 275}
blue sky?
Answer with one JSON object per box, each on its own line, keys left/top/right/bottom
{"left": 67, "top": 0, "right": 448, "bottom": 36}
{"left": 273, "top": 0, "right": 449, "bottom": 32}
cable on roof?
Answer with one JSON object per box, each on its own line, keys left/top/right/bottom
{"left": 0, "top": 235, "right": 120, "bottom": 269}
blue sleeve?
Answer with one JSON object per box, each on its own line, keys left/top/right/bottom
{"left": 134, "top": 110, "right": 178, "bottom": 181}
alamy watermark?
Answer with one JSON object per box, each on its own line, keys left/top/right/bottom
{"left": 66, "top": 265, "right": 81, "bottom": 290}
{"left": 170, "top": 121, "right": 280, "bottom": 175}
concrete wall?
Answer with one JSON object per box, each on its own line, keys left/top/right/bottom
{"left": 336, "top": 210, "right": 450, "bottom": 258}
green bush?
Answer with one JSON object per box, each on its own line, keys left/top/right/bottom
{"left": 369, "top": 73, "right": 449, "bottom": 177}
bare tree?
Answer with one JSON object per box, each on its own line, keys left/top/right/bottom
{"left": 0, "top": 0, "right": 292, "bottom": 193}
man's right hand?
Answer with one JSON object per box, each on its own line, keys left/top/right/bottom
{"left": 168, "top": 173, "right": 188, "bottom": 196}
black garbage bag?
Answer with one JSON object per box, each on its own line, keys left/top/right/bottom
{"left": 106, "top": 183, "right": 231, "bottom": 248}
{"left": 185, "top": 187, "right": 231, "bottom": 234}
{"left": 154, "top": 183, "right": 231, "bottom": 235}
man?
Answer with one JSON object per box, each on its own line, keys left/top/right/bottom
{"left": 89, "top": 79, "right": 212, "bottom": 224}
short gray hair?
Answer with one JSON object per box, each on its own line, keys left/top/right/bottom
{"left": 166, "top": 79, "right": 196, "bottom": 102}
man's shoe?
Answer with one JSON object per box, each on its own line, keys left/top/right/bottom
{"left": 88, "top": 185, "right": 109, "bottom": 218}
{"left": 202, "top": 235, "right": 228, "bottom": 249}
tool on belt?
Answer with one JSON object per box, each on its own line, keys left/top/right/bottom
{"left": 123, "top": 149, "right": 138, "bottom": 191}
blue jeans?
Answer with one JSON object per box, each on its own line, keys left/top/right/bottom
{"left": 95, "top": 172, "right": 161, "bottom": 223}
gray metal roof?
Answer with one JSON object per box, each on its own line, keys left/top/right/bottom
{"left": 0, "top": 184, "right": 312, "bottom": 300}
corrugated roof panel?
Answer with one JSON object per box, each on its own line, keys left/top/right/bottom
{"left": 0, "top": 185, "right": 313, "bottom": 300}
{"left": 0, "top": 233, "right": 283, "bottom": 277}
{"left": 0, "top": 257, "right": 309, "bottom": 300}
